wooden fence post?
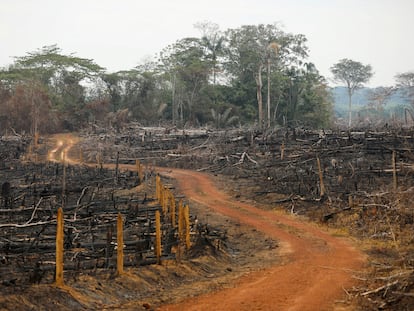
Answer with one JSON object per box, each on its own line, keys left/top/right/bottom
{"left": 156, "top": 175, "right": 161, "bottom": 203}
{"left": 162, "top": 186, "right": 168, "bottom": 216}
{"left": 117, "top": 213, "right": 124, "bottom": 275}
{"left": 136, "top": 159, "right": 140, "bottom": 183}
{"left": 62, "top": 152, "right": 67, "bottom": 208}
{"left": 178, "top": 200, "right": 184, "bottom": 242}
{"left": 139, "top": 163, "right": 143, "bottom": 183}
{"left": 160, "top": 185, "right": 164, "bottom": 210}
{"left": 155, "top": 210, "right": 161, "bottom": 264}
{"left": 136, "top": 159, "right": 143, "bottom": 184}
{"left": 184, "top": 205, "right": 191, "bottom": 249}
{"left": 316, "top": 156, "right": 325, "bottom": 197}
{"left": 348, "top": 195, "right": 353, "bottom": 208}
{"left": 34, "top": 132, "right": 39, "bottom": 148}
{"left": 392, "top": 150, "right": 398, "bottom": 191}
{"left": 170, "top": 195, "right": 176, "bottom": 228}
{"left": 115, "top": 152, "right": 119, "bottom": 185}
{"left": 55, "top": 207, "right": 64, "bottom": 286}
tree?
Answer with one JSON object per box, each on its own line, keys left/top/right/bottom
{"left": 266, "top": 42, "right": 280, "bottom": 127}
{"left": 210, "top": 107, "right": 238, "bottom": 128}
{"left": 297, "top": 64, "right": 333, "bottom": 127}
{"left": 273, "top": 63, "right": 332, "bottom": 127}
{"left": 224, "top": 24, "right": 308, "bottom": 127}
{"left": 330, "top": 59, "right": 373, "bottom": 128}
{"left": 395, "top": 71, "right": 414, "bottom": 104}
{"left": 100, "top": 72, "right": 123, "bottom": 112}
{"left": 367, "top": 86, "right": 395, "bottom": 111}
{"left": 194, "top": 21, "right": 224, "bottom": 85}
{"left": 395, "top": 71, "right": 414, "bottom": 123}
{"left": 0, "top": 81, "right": 57, "bottom": 134}
{"left": 159, "top": 38, "right": 210, "bottom": 125}
{"left": 0, "top": 26, "right": 334, "bottom": 132}
{"left": 0, "top": 45, "right": 104, "bottom": 131}
{"left": 106, "top": 66, "right": 165, "bottom": 124}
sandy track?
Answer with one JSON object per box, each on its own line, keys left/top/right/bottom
{"left": 157, "top": 168, "right": 365, "bottom": 311}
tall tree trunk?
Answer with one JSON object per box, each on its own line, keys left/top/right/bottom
{"left": 171, "top": 74, "right": 176, "bottom": 125}
{"left": 212, "top": 55, "right": 217, "bottom": 85}
{"left": 267, "top": 58, "right": 271, "bottom": 128}
{"left": 255, "top": 65, "right": 263, "bottom": 126}
{"left": 30, "top": 82, "right": 38, "bottom": 136}
{"left": 348, "top": 88, "right": 352, "bottom": 128}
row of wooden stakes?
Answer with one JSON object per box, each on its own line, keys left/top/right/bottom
{"left": 155, "top": 174, "right": 191, "bottom": 251}
{"left": 54, "top": 173, "right": 192, "bottom": 286}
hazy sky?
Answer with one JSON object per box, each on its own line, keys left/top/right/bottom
{"left": 1, "top": 0, "right": 413, "bottom": 87}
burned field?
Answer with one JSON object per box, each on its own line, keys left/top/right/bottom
{"left": 97, "top": 125, "right": 414, "bottom": 310}
{"left": 78, "top": 125, "right": 414, "bottom": 310}
{"left": 1, "top": 126, "right": 414, "bottom": 310}
{"left": 0, "top": 132, "right": 278, "bottom": 310}
{"left": 1, "top": 161, "right": 158, "bottom": 283}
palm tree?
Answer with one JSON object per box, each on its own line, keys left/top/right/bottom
{"left": 211, "top": 107, "right": 238, "bottom": 128}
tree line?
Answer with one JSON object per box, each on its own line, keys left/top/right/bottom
{"left": 0, "top": 22, "right": 412, "bottom": 135}
{"left": 330, "top": 59, "right": 414, "bottom": 127}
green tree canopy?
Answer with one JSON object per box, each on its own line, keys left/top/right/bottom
{"left": 0, "top": 45, "right": 105, "bottom": 131}
{"left": 330, "top": 58, "right": 373, "bottom": 127}
{"left": 0, "top": 23, "right": 335, "bottom": 134}
{"left": 395, "top": 71, "right": 414, "bottom": 123}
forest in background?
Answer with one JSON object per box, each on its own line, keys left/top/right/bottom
{"left": 0, "top": 22, "right": 412, "bottom": 135}
{"left": 332, "top": 87, "right": 411, "bottom": 126}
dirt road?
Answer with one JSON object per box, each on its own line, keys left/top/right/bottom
{"left": 157, "top": 168, "right": 365, "bottom": 311}
{"left": 46, "top": 135, "right": 365, "bottom": 310}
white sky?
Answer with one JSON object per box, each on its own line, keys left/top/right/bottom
{"left": 1, "top": 0, "right": 413, "bottom": 87}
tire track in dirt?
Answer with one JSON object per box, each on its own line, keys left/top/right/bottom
{"left": 157, "top": 168, "right": 365, "bottom": 311}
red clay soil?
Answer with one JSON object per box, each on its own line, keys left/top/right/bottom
{"left": 157, "top": 168, "right": 366, "bottom": 311}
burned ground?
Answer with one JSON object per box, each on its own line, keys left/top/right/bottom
{"left": 1, "top": 125, "right": 414, "bottom": 310}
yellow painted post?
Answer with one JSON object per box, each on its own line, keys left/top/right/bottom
{"left": 161, "top": 185, "right": 165, "bottom": 209}
{"left": 155, "top": 175, "right": 159, "bottom": 201}
{"left": 316, "top": 156, "right": 325, "bottom": 197}
{"left": 178, "top": 200, "right": 184, "bottom": 242}
{"left": 34, "top": 132, "right": 39, "bottom": 148}
{"left": 161, "top": 186, "right": 165, "bottom": 210}
{"left": 136, "top": 159, "right": 143, "bottom": 183}
{"left": 184, "top": 205, "right": 191, "bottom": 249}
{"left": 117, "top": 213, "right": 124, "bottom": 275}
{"left": 156, "top": 175, "right": 162, "bottom": 204}
{"left": 55, "top": 207, "right": 64, "bottom": 286}
{"left": 392, "top": 150, "right": 397, "bottom": 191}
{"left": 167, "top": 189, "right": 171, "bottom": 214}
{"left": 170, "top": 195, "right": 176, "bottom": 228}
{"left": 155, "top": 210, "right": 161, "bottom": 264}
{"left": 28, "top": 144, "right": 32, "bottom": 160}
{"left": 162, "top": 186, "right": 168, "bottom": 216}
{"left": 348, "top": 195, "right": 353, "bottom": 208}
{"left": 62, "top": 152, "right": 67, "bottom": 208}
{"left": 138, "top": 163, "right": 143, "bottom": 183}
